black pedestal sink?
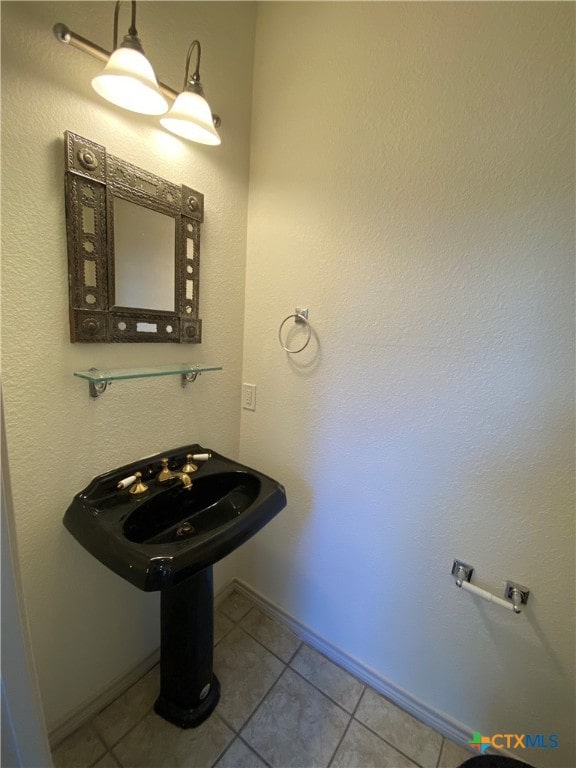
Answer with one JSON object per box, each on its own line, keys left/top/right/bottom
{"left": 64, "top": 445, "right": 286, "bottom": 728}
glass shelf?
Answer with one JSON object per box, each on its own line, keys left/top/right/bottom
{"left": 74, "top": 364, "right": 222, "bottom": 398}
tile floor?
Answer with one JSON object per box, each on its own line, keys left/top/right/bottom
{"left": 51, "top": 588, "right": 475, "bottom": 768}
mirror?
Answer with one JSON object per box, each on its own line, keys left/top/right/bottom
{"left": 113, "top": 198, "right": 175, "bottom": 312}
{"left": 64, "top": 131, "right": 203, "bottom": 343}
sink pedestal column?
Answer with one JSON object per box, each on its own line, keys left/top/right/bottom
{"left": 154, "top": 566, "right": 221, "bottom": 728}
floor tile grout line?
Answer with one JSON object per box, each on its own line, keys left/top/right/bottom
{"left": 325, "top": 690, "right": 370, "bottom": 768}
{"left": 350, "top": 685, "right": 366, "bottom": 719}
{"left": 206, "top": 730, "right": 238, "bottom": 768}
{"left": 239, "top": 620, "right": 304, "bottom": 666}
{"left": 285, "top": 639, "right": 304, "bottom": 665}
{"left": 221, "top": 608, "right": 251, "bottom": 624}
{"left": 214, "top": 616, "right": 236, "bottom": 647}
{"left": 216, "top": 660, "right": 291, "bottom": 743}
{"left": 237, "top": 603, "right": 301, "bottom": 646}
{"left": 93, "top": 703, "right": 156, "bottom": 753}
{"left": 218, "top": 611, "right": 250, "bottom": 625}
{"left": 88, "top": 753, "right": 108, "bottom": 768}
{"left": 104, "top": 747, "right": 123, "bottom": 768}
{"left": 226, "top": 622, "right": 301, "bottom": 670}
{"left": 212, "top": 708, "right": 243, "bottom": 736}
{"left": 350, "top": 712, "right": 439, "bottom": 768}
{"left": 326, "top": 711, "right": 354, "bottom": 768}
{"left": 79, "top": 722, "right": 108, "bottom": 767}
{"left": 353, "top": 686, "right": 446, "bottom": 768}
{"left": 236, "top": 733, "right": 274, "bottom": 768}
{"left": 287, "top": 664, "right": 364, "bottom": 718}
{"left": 208, "top": 732, "right": 275, "bottom": 768}
{"left": 217, "top": 591, "right": 254, "bottom": 625}
{"left": 236, "top": 664, "right": 291, "bottom": 741}
{"left": 436, "top": 737, "right": 446, "bottom": 768}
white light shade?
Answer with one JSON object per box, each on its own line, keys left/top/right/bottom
{"left": 91, "top": 47, "right": 168, "bottom": 115}
{"left": 160, "top": 90, "right": 221, "bottom": 145}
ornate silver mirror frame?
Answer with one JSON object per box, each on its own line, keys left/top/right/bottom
{"left": 64, "top": 131, "right": 203, "bottom": 343}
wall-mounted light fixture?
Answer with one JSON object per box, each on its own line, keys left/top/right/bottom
{"left": 91, "top": 1, "right": 168, "bottom": 115}
{"left": 161, "top": 42, "right": 221, "bottom": 146}
{"left": 53, "top": 1, "right": 221, "bottom": 145}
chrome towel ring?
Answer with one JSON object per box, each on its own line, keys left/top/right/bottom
{"left": 278, "top": 308, "right": 312, "bottom": 354}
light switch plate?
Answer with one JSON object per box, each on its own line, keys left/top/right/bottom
{"left": 242, "top": 383, "right": 256, "bottom": 411}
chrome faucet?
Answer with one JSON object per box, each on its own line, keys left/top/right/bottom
{"left": 157, "top": 458, "right": 193, "bottom": 489}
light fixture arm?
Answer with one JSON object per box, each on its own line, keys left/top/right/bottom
{"left": 184, "top": 40, "right": 202, "bottom": 89}
{"left": 113, "top": 0, "right": 143, "bottom": 52}
{"left": 52, "top": 22, "right": 221, "bottom": 128}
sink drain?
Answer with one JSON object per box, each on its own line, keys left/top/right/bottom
{"left": 176, "top": 521, "right": 194, "bottom": 536}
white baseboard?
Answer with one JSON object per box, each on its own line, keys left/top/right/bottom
{"left": 230, "top": 578, "right": 477, "bottom": 753}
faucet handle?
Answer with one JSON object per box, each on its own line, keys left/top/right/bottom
{"left": 192, "top": 453, "right": 211, "bottom": 462}
{"left": 157, "top": 458, "right": 172, "bottom": 482}
{"left": 181, "top": 454, "right": 198, "bottom": 473}
{"left": 117, "top": 471, "right": 148, "bottom": 495}
{"left": 181, "top": 452, "right": 212, "bottom": 473}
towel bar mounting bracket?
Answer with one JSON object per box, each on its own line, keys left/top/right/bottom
{"left": 451, "top": 559, "right": 473, "bottom": 586}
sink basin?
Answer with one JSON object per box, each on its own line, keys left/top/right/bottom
{"left": 123, "top": 472, "right": 261, "bottom": 545}
{"left": 64, "top": 445, "right": 286, "bottom": 591}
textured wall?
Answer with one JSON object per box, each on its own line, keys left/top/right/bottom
{"left": 240, "top": 3, "right": 575, "bottom": 765}
{"left": 1, "top": 1, "right": 255, "bottom": 730}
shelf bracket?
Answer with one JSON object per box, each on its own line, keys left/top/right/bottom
{"left": 181, "top": 371, "right": 200, "bottom": 388}
{"left": 88, "top": 368, "right": 109, "bottom": 399}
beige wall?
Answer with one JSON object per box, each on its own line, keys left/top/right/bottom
{"left": 2, "top": 2, "right": 575, "bottom": 762}
{"left": 240, "top": 3, "right": 575, "bottom": 766}
{"left": 1, "top": 1, "right": 256, "bottom": 731}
